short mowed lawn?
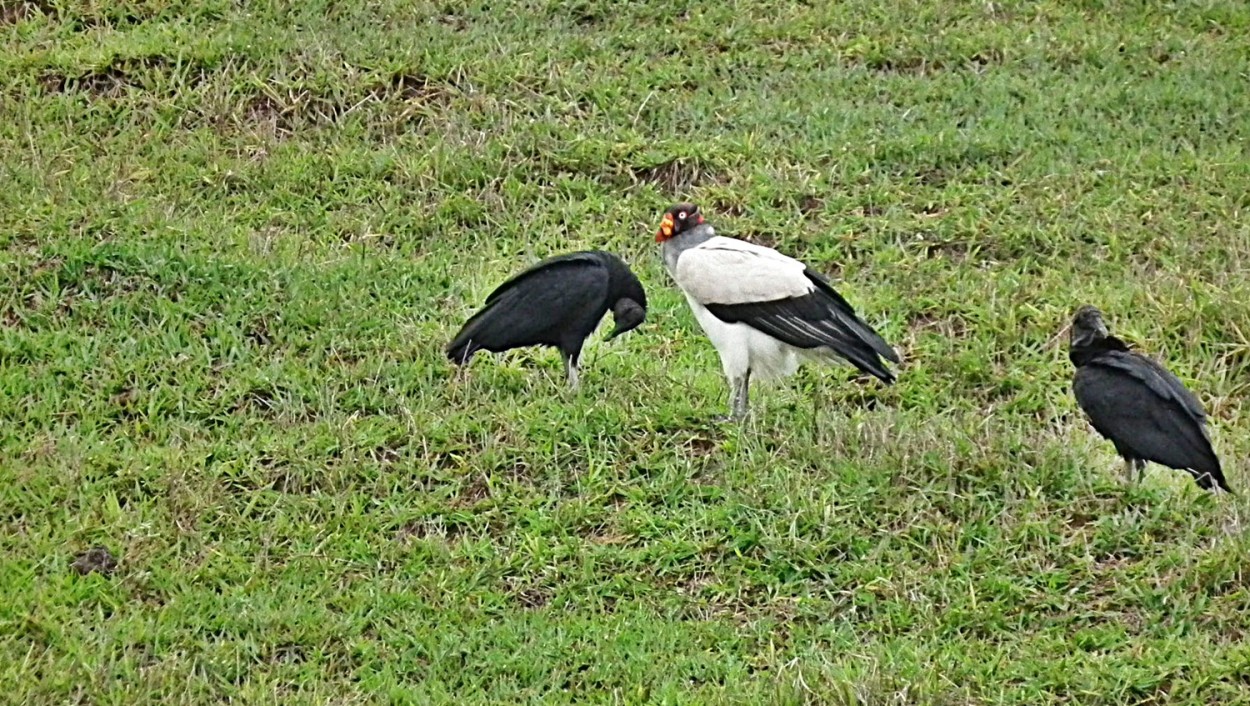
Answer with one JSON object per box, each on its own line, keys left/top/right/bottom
{"left": 3, "top": 1, "right": 1250, "bottom": 703}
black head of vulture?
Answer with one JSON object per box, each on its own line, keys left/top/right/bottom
{"left": 445, "top": 250, "right": 647, "bottom": 388}
{"left": 1068, "top": 304, "right": 1231, "bottom": 493}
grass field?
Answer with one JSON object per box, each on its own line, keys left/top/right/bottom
{"left": 4, "top": 0, "right": 1250, "bottom": 702}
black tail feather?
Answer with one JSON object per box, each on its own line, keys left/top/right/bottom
{"left": 446, "top": 303, "right": 500, "bottom": 365}
{"left": 445, "top": 337, "right": 478, "bottom": 365}
{"left": 825, "top": 331, "right": 897, "bottom": 384}
{"left": 1192, "top": 467, "right": 1234, "bottom": 494}
{"left": 778, "top": 314, "right": 897, "bottom": 383}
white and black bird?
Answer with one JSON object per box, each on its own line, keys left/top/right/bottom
{"left": 1069, "top": 304, "right": 1231, "bottom": 492}
{"left": 655, "top": 202, "right": 898, "bottom": 420}
{"left": 446, "top": 250, "right": 647, "bottom": 388}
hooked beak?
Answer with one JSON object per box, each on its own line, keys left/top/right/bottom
{"left": 655, "top": 213, "right": 674, "bottom": 242}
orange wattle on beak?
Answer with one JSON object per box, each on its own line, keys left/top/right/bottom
{"left": 655, "top": 213, "right": 675, "bottom": 242}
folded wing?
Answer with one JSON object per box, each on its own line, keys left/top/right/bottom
{"left": 1074, "top": 351, "right": 1224, "bottom": 486}
{"left": 446, "top": 256, "right": 610, "bottom": 363}
{"left": 674, "top": 237, "right": 898, "bottom": 382}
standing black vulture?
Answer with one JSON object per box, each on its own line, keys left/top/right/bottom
{"left": 446, "top": 250, "right": 647, "bottom": 388}
{"left": 654, "top": 202, "right": 898, "bottom": 421}
{"left": 1068, "top": 304, "right": 1231, "bottom": 492}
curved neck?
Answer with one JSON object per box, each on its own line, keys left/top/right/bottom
{"left": 661, "top": 223, "right": 716, "bottom": 274}
{"left": 1070, "top": 335, "right": 1130, "bottom": 366}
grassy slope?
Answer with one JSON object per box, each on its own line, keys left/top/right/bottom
{"left": 3, "top": 0, "right": 1250, "bottom": 702}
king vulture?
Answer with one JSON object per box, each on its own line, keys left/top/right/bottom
{"left": 655, "top": 202, "right": 898, "bottom": 420}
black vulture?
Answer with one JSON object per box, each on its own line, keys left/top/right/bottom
{"left": 655, "top": 202, "right": 897, "bottom": 420}
{"left": 1068, "top": 304, "right": 1231, "bottom": 492}
{"left": 446, "top": 250, "right": 647, "bottom": 388}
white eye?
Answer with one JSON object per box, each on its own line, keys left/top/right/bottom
{"left": 678, "top": 211, "right": 687, "bottom": 219}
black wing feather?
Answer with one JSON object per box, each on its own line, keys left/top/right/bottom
{"left": 804, "top": 269, "right": 900, "bottom": 364}
{"left": 704, "top": 268, "right": 898, "bottom": 383}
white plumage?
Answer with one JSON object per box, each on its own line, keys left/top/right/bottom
{"left": 674, "top": 237, "right": 813, "bottom": 304}
{"left": 684, "top": 293, "right": 804, "bottom": 381}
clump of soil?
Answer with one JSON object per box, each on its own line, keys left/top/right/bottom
{"left": 71, "top": 545, "right": 118, "bottom": 576}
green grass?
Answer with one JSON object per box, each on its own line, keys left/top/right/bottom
{"left": 4, "top": 0, "right": 1250, "bottom": 702}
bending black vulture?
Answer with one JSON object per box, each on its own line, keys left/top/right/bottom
{"left": 1068, "top": 304, "right": 1231, "bottom": 492}
{"left": 446, "top": 250, "right": 647, "bottom": 388}
{"left": 655, "top": 202, "right": 897, "bottom": 420}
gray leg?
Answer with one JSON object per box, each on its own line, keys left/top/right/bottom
{"left": 562, "top": 353, "right": 580, "bottom": 390}
{"left": 730, "top": 369, "right": 751, "bottom": 422}
{"left": 1122, "top": 457, "right": 1135, "bottom": 482}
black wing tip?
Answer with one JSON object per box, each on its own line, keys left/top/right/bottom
{"left": 445, "top": 329, "right": 481, "bottom": 365}
{"left": 856, "top": 325, "right": 900, "bottom": 366}
{"left": 849, "top": 356, "right": 897, "bottom": 384}
{"left": 840, "top": 333, "right": 899, "bottom": 383}
{"left": 1187, "top": 461, "right": 1232, "bottom": 493}
{"left": 869, "top": 365, "right": 897, "bottom": 385}
{"left": 853, "top": 331, "right": 900, "bottom": 374}
{"left": 1193, "top": 475, "right": 1234, "bottom": 494}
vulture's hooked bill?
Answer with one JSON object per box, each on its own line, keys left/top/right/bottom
{"left": 446, "top": 250, "right": 648, "bottom": 388}
{"left": 655, "top": 202, "right": 899, "bottom": 420}
{"left": 1069, "top": 305, "right": 1231, "bottom": 492}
